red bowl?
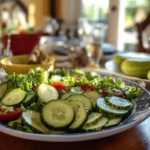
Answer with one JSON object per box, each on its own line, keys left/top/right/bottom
{"left": 2, "top": 33, "right": 48, "bottom": 55}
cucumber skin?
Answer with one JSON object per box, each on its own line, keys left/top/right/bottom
{"left": 3, "top": 81, "right": 14, "bottom": 97}
{"left": 83, "top": 91, "right": 101, "bottom": 109}
{"left": 23, "top": 93, "right": 37, "bottom": 107}
{"left": 68, "top": 118, "right": 88, "bottom": 132}
{"left": 22, "top": 118, "right": 44, "bottom": 134}
{"left": 96, "top": 106, "right": 129, "bottom": 117}
{"left": 104, "top": 117, "right": 122, "bottom": 128}
{"left": 22, "top": 110, "right": 52, "bottom": 134}
{"left": 23, "top": 114, "right": 67, "bottom": 134}
{"left": 41, "top": 100, "right": 75, "bottom": 131}
{"left": 23, "top": 117, "right": 67, "bottom": 134}
{"left": 60, "top": 92, "right": 75, "bottom": 100}
{"left": 37, "top": 84, "right": 59, "bottom": 103}
{"left": 105, "top": 97, "right": 132, "bottom": 110}
{"left": 81, "top": 117, "right": 109, "bottom": 132}
{"left": 121, "top": 60, "right": 150, "bottom": 78}
{"left": 65, "top": 94, "right": 93, "bottom": 114}
{"left": 0, "top": 82, "right": 8, "bottom": 99}
{"left": 68, "top": 100, "right": 88, "bottom": 131}
{"left": 3, "top": 87, "right": 14, "bottom": 97}
{"left": 96, "top": 98, "right": 128, "bottom": 118}
{"left": 96, "top": 103, "right": 130, "bottom": 118}
{"left": 1, "top": 89, "right": 27, "bottom": 106}
{"left": 41, "top": 114, "right": 75, "bottom": 131}
{"left": 84, "top": 115, "right": 102, "bottom": 127}
{"left": 84, "top": 112, "right": 103, "bottom": 126}
{"left": 81, "top": 94, "right": 94, "bottom": 114}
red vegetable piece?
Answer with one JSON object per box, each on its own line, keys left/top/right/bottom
{"left": 102, "top": 89, "right": 109, "bottom": 97}
{"left": 80, "top": 85, "right": 95, "bottom": 92}
{"left": 51, "top": 82, "right": 68, "bottom": 95}
{"left": 114, "top": 90, "right": 124, "bottom": 97}
{"left": 0, "top": 107, "right": 22, "bottom": 121}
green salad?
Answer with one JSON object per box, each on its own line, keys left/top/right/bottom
{"left": 0, "top": 68, "right": 142, "bottom": 134}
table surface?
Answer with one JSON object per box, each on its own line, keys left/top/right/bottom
{"left": 0, "top": 117, "right": 150, "bottom": 150}
{"left": 0, "top": 73, "right": 150, "bottom": 150}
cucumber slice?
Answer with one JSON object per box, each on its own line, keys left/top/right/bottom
{"left": 0, "top": 82, "right": 7, "bottom": 99}
{"left": 82, "top": 116, "right": 108, "bottom": 132}
{"left": 83, "top": 91, "right": 101, "bottom": 108}
{"left": 68, "top": 100, "right": 88, "bottom": 130}
{"left": 22, "top": 110, "right": 50, "bottom": 133}
{"left": 23, "top": 110, "right": 67, "bottom": 134}
{"left": 105, "top": 117, "right": 122, "bottom": 128}
{"left": 70, "top": 87, "right": 83, "bottom": 94}
{"left": 60, "top": 92, "right": 74, "bottom": 100}
{"left": 42, "top": 100, "right": 75, "bottom": 129}
{"left": 37, "top": 83, "right": 59, "bottom": 103}
{"left": 105, "top": 96, "right": 132, "bottom": 109}
{"left": 1, "top": 88, "right": 26, "bottom": 106}
{"left": 84, "top": 112, "right": 102, "bottom": 126}
{"left": 3, "top": 87, "right": 14, "bottom": 97}
{"left": 97, "top": 98, "right": 129, "bottom": 117}
{"left": 23, "top": 92, "right": 36, "bottom": 106}
{"left": 65, "top": 94, "right": 93, "bottom": 113}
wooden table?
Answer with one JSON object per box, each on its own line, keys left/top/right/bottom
{"left": 0, "top": 117, "right": 150, "bottom": 150}
{"left": 0, "top": 80, "right": 150, "bottom": 150}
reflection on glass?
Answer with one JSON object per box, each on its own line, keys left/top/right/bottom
{"left": 85, "top": 42, "right": 102, "bottom": 68}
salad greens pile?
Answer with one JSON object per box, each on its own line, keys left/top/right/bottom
{"left": 0, "top": 67, "right": 142, "bottom": 133}
{"left": 7, "top": 67, "right": 141, "bottom": 98}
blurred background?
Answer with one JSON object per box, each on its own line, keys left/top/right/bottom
{"left": 0, "top": 0, "right": 150, "bottom": 68}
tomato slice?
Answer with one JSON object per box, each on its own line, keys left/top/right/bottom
{"left": 102, "top": 89, "right": 124, "bottom": 97}
{"left": 0, "top": 107, "right": 22, "bottom": 121}
{"left": 102, "top": 89, "right": 109, "bottom": 97}
{"left": 80, "top": 84, "right": 95, "bottom": 92}
{"left": 114, "top": 90, "right": 124, "bottom": 97}
{"left": 51, "top": 82, "right": 68, "bottom": 95}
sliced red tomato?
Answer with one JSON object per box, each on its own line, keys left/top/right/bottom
{"left": 51, "top": 82, "right": 68, "bottom": 95}
{"left": 80, "top": 84, "right": 95, "bottom": 92}
{"left": 114, "top": 90, "right": 124, "bottom": 97}
{"left": 102, "top": 89, "right": 124, "bottom": 97}
{"left": 102, "top": 89, "right": 109, "bottom": 97}
{"left": 0, "top": 107, "right": 22, "bottom": 121}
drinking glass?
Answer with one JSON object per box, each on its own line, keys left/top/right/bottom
{"left": 83, "top": 27, "right": 103, "bottom": 69}
{"left": 85, "top": 38, "right": 102, "bottom": 68}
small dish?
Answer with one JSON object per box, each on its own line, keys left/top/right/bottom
{"left": 105, "top": 59, "right": 150, "bottom": 82}
{"left": 0, "top": 55, "right": 55, "bottom": 74}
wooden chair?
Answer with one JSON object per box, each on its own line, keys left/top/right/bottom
{"left": 136, "top": 13, "right": 150, "bottom": 53}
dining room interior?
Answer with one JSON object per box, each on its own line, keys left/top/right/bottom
{"left": 0, "top": 0, "right": 150, "bottom": 150}
{"left": 0, "top": 0, "right": 150, "bottom": 69}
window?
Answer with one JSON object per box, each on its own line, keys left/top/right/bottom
{"left": 124, "top": 0, "right": 150, "bottom": 51}
{"left": 81, "top": 0, "right": 150, "bottom": 51}
{"left": 81, "top": 0, "right": 109, "bottom": 43}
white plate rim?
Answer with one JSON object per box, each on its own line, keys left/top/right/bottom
{"left": 0, "top": 109, "right": 149, "bottom": 142}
